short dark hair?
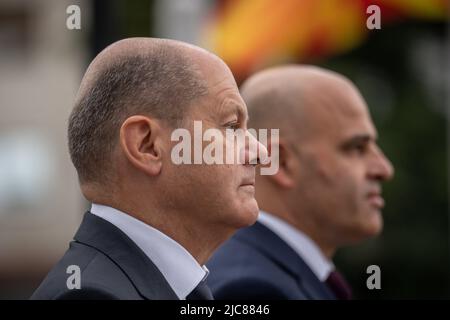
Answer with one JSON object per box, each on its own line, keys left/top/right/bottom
{"left": 68, "top": 44, "right": 208, "bottom": 184}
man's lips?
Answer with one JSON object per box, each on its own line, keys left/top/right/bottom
{"left": 240, "top": 172, "right": 256, "bottom": 187}
{"left": 240, "top": 179, "right": 255, "bottom": 191}
{"left": 367, "top": 191, "right": 385, "bottom": 209}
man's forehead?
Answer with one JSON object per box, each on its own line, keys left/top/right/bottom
{"left": 328, "top": 109, "right": 378, "bottom": 148}
{"left": 206, "top": 69, "right": 246, "bottom": 118}
{"left": 301, "top": 93, "right": 376, "bottom": 144}
{"left": 194, "top": 97, "right": 246, "bottom": 127}
{"left": 342, "top": 120, "right": 378, "bottom": 140}
{"left": 305, "top": 77, "right": 368, "bottom": 119}
{"left": 188, "top": 89, "right": 247, "bottom": 123}
{"left": 219, "top": 98, "right": 247, "bottom": 118}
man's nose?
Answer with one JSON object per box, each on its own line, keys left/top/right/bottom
{"left": 369, "top": 145, "right": 394, "bottom": 181}
{"left": 243, "top": 131, "right": 268, "bottom": 165}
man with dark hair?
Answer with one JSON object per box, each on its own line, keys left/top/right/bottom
{"left": 207, "top": 65, "right": 394, "bottom": 299}
{"left": 31, "top": 37, "right": 265, "bottom": 300}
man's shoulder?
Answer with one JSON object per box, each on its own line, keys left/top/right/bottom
{"left": 208, "top": 222, "right": 288, "bottom": 269}
{"left": 207, "top": 240, "right": 305, "bottom": 299}
{"left": 207, "top": 225, "right": 306, "bottom": 299}
{"left": 30, "top": 241, "right": 141, "bottom": 300}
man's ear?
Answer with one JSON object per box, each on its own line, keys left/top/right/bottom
{"left": 267, "top": 140, "right": 297, "bottom": 189}
{"left": 119, "top": 115, "right": 163, "bottom": 176}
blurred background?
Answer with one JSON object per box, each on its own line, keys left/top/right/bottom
{"left": 0, "top": 0, "right": 448, "bottom": 299}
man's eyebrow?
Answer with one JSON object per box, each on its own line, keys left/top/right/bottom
{"left": 340, "top": 134, "right": 373, "bottom": 149}
{"left": 220, "top": 101, "right": 247, "bottom": 120}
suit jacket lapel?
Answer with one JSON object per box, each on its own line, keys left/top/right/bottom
{"left": 235, "top": 222, "right": 336, "bottom": 300}
{"left": 74, "top": 212, "right": 179, "bottom": 300}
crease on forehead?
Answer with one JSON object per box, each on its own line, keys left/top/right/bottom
{"left": 196, "top": 61, "right": 245, "bottom": 121}
{"left": 218, "top": 97, "right": 247, "bottom": 121}
{"left": 191, "top": 94, "right": 246, "bottom": 126}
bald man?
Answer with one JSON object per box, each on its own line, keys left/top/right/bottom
{"left": 207, "top": 65, "right": 394, "bottom": 300}
{"left": 31, "top": 38, "right": 265, "bottom": 300}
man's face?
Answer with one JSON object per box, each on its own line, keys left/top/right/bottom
{"left": 159, "top": 58, "right": 263, "bottom": 231}
{"left": 292, "top": 82, "right": 394, "bottom": 244}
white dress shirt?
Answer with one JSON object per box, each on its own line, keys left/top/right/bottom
{"left": 258, "top": 210, "right": 334, "bottom": 282}
{"left": 90, "top": 203, "right": 209, "bottom": 300}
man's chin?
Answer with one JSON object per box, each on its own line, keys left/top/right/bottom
{"left": 347, "top": 211, "right": 383, "bottom": 243}
{"left": 233, "top": 199, "right": 259, "bottom": 228}
{"left": 362, "top": 210, "right": 384, "bottom": 237}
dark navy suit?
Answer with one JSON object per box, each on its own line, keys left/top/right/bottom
{"left": 31, "top": 212, "right": 178, "bottom": 300}
{"left": 207, "top": 222, "right": 337, "bottom": 300}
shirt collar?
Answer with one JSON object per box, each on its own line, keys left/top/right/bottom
{"left": 90, "top": 203, "right": 208, "bottom": 299}
{"left": 257, "top": 210, "right": 334, "bottom": 281}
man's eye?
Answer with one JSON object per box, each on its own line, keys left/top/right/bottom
{"left": 224, "top": 122, "right": 240, "bottom": 129}
{"left": 353, "top": 144, "right": 367, "bottom": 154}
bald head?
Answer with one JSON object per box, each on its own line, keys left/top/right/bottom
{"left": 242, "top": 65, "right": 368, "bottom": 143}
{"left": 68, "top": 38, "right": 212, "bottom": 185}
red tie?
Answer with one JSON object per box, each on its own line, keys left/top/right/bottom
{"left": 326, "top": 270, "right": 353, "bottom": 300}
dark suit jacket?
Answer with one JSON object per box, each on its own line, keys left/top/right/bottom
{"left": 207, "top": 222, "right": 337, "bottom": 300}
{"left": 31, "top": 212, "right": 178, "bottom": 300}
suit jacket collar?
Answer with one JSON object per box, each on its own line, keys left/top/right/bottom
{"left": 74, "top": 212, "right": 179, "bottom": 300}
{"left": 234, "top": 221, "right": 336, "bottom": 299}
